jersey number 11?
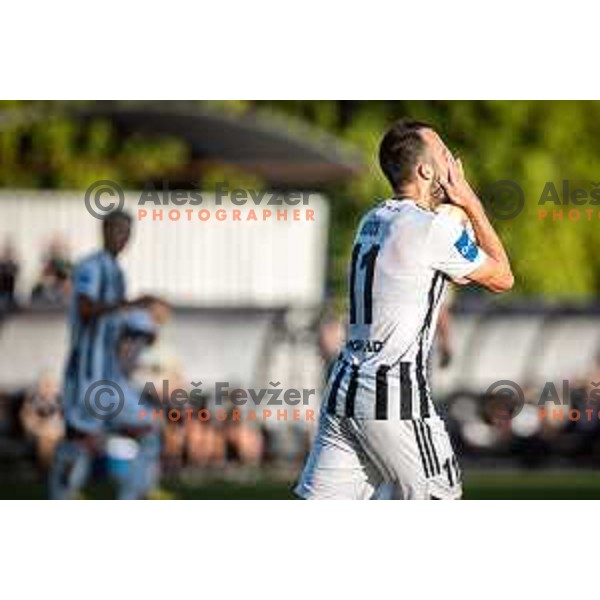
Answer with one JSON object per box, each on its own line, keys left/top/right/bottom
{"left": 349, "top": 243, "right": 381, "bottom": 325}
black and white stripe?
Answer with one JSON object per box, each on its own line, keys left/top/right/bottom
{"left": 327, "top": 262, "right": 444, "bottom": 422}
{"left": 344, "top": 364, "right": 360, "bottom": 418}
{"left": 326, "top": 360, "right": 348, "bottom": 415}
{"left": 412, "top": 419, "right": 441, "bottom": 479}
{"left": 326, "top": 358, "right": 431, "bottom": 421}
{"left": 399, "top": 361, "right": 413, "bottom": 420}
{"left": 375, "top": 364, "right": 391, "bottom": 419}
{"left": 414, "top": 271, "right": 446, "bottom": 418}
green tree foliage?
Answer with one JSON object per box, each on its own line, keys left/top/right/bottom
{"left": 258, "top": 100, "right": 600, "bottom": 305}
{"left": 0, "top": 101, "right": 188, "bottom": 189}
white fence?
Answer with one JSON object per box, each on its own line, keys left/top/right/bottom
{"left": 0, "top": 190, "right": 329, "bottom": 307}
{"left": 432, "top": 310, "right": 600, "bottom": 395}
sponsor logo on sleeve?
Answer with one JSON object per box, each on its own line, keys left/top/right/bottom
{"left": 454, "top": 229, "right": 479, "bottom": 262}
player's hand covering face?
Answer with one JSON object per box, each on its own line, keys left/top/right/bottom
{"left": 439, "top": 154, "right": 478, "bottom": 209}
{"left": 420, "top": 129, "right": 456, "bottom": 207}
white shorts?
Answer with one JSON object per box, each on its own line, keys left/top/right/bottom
{"left": 295, "top": 411, "right": 462, "bottom": 500}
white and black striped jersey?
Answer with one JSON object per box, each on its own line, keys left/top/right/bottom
{"left": 326, "top": 198, "right": 487, "bottom": 420}
{"left": 63, "top": 250, "right": 126, "bottom": 406}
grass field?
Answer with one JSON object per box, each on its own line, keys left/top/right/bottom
{"left": 172, "top": 469, "right": 600, "bottom": 500}
{"left": 4, "top": 468, "right": 600, "bottom": 499}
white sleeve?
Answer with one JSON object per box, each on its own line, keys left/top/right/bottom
{"left": 428, "top": 212, "right": 487, "bottom": 280}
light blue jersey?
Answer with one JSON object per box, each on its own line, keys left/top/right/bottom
{"left": 63, "top": 250, "right": 126, "bottom": 432}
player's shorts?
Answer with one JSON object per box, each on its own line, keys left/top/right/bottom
{"left": 295, "top": 410, "right": 462, "bottom": 500}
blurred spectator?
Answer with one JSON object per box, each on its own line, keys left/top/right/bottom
{"left": 182, "top": 386, "right": 264, "bottom": 468}
{"left": 446, "top": 343, "right": 600, "bottom": 468}
{"left": 20, "top": 373, "right": 64, "bottom": 468}
{"left": 221, "top": 387, "right": 264, "bottom": 466}
{"left": 223, "top": 418, "right": 263, "bottom": 466}
{"left": 31, "top": 237, "right": 72, "bottom": 307}
{"left": 0, "top": 240, "right": 19, "bottom": 311}
{"left": 184, "top": 412, "right": 227, "bottom": 468}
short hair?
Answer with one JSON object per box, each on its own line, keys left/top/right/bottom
{"left": 379, "top": 119, "right": 431, "bottom": 191}
{"left": 102, "top": 209, "right": 132, "bottom": 229}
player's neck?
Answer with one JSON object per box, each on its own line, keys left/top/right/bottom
{"left": 394, "top": 184, "right": 436, "bottom": 212}
{"left": 103, "top": 246, "right": 120, "bottom": 260}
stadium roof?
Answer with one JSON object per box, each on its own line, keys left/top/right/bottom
{"left": 70, "top": 101, "right": 364, "bottom": 187}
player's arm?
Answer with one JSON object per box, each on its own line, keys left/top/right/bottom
{"left": 78, "top": 294, "right": 156, "bottom": 322}
{"left": 73, "top": 261, "right": 159, "bottom": 323}
{"left": 440, "top": 157, "right": 514, "bottom": 293}
{"left": 459, "top": 200, "right": 513, "bottom": 293}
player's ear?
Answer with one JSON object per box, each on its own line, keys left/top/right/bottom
{"left": 416, "top": 161, "right": 435, "bottom": 181}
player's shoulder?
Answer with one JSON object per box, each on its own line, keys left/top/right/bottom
{"left": 362, "top": 199, "right": 464, "bottom": 238}
{"left": 377, "top": 198, "right": 435, "bottom": 223}
{"left": 429, "top": 205, "right": 469, "bottom": 241}
{"left": 75, "top": 250, "right": 119, "bottom": 271}
{"left": 74, "top": 250, "right": 104, "bottom": 271}
{"left": 70, "top": 251, "right": 103, "bottom": 288}
{"left": 376, "top": 200, "right": 437, "bottom": 243}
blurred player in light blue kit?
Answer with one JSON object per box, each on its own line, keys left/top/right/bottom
{"left": 105, "top": 308, "right": 164, "bottom": 498}
{"left": 50, "top": 209, "right": 165, "bottom": 499}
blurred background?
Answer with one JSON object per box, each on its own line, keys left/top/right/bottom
{"left": 2, "top": 100, "right": 600, "bottom": 499}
